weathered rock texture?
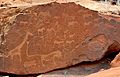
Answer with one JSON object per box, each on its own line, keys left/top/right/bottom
{"left": 0, "top": 2, "right": 120, "bottom": 74}
{"left": 1, "top": 0, "right": 120, "bottom": 16}
{"left": 85, "top": 66, "right": 120, "bottom": 77}
{"left": 37, "top": 58, "right": 110, "bottom": 77}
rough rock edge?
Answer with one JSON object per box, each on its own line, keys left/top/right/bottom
{"left": 111, "top": 52, "right": 120, "bottom": 67}
{"left": 0, "top": 0, "right": 120, "bottom": 17}
{"left": 0, "top": 8, "right": 23, "bottom": 56}
{"left": 85, "top": 66, "right": 120, "bottom": 77}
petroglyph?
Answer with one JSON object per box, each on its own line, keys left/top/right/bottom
{"left": 41, "top": 50, "right": 62, "bottom": 66}
{"left": 66, "top": 40, "right": 75, "bottom": 44}
{"left": 38, "top": 28, "right": 46, "bottom": 35}
{"left": 54, "top": 40, "right": 64, "bottom": 44}
{"left": 5, "top": 32, "right": 33, "bottom": 61}
{"left": 0, "top": 2, "right": 120, "bottom": 74}
{"left": 0, "top": 53, "right": 3, "bottom": 57}
{"left": 24, "top": 60, "right": 36, "bottom": 68}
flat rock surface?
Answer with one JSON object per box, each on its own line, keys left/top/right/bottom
{"left": 0, "top": 2, "right": 120, "bottom": 75}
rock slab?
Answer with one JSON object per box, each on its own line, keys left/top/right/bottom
{"left": 0, "top": 2, "right": 120, "bottom": 74}
{"left": 85, "top": 67, "right": 120, "bottom": 77}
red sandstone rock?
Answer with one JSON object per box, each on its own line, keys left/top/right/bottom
{"left": 0, "top": 2, "right": 120, "bottom": 74}
{"left": 85, "top": 66, "right": 120, "bottom": 77}
{"left": 111, "top": 52, "right": 120, "bottom": 67}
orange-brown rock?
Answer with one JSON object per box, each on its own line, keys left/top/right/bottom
{"left": 111, "top": 52, "right": 120, "bottom": 67}
{"left": 0, "top": 2, "right": 120, "bottom": 74}
{"left": 85, "top": 66, "right": 120, "bottom": 77}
